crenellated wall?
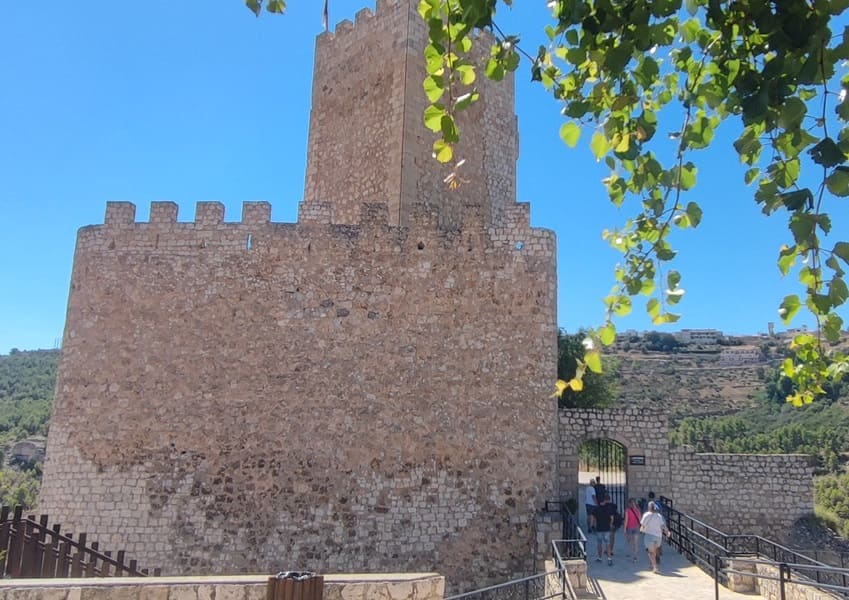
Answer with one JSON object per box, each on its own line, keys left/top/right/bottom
{"left": 302, "top": 0, "right": 518, "bottom": 229}
{"left": 40, "top": 199, "right": 558, "bottom": 592}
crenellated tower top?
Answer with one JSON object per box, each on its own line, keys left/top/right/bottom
{"left": 301, "top": 0, "right": 518, "bottom": 230}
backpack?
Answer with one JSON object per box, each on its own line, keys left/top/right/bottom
{"left": 612, "top": 511, "right": 623, "bottom": 530}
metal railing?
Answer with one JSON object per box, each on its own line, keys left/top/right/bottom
{"left": 444, "top": 570, "right": 566, "bottom": 600}
{"left": 657, "top": 497, "right": 849, "bottom": 599}
{"left": 0, "top": 506, "right": 159, "bottom": 578}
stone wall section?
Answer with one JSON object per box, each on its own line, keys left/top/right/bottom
{"left": 556, "top": 409, "right": 813, "bottom": 543}
{"left": 0, "top": 573, "right": 445, "bottom": 600}
{"left": 669, "top": 449, "right": 813, "bottom": 539}
{"left": 302, "top": 0, "right": 517, "bottom": 229}
{"left": 39, "top": 199, "right": 558, "bottom": 593}
{"left": 557, "top": 408, "right": 672, "bottom": 503}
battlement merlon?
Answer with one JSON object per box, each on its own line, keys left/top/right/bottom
{"left": 315, "top": 0, "right": 401, "bottom": 47}
{"left": 197, "top": 202, "right": 225, "bottom": 225}
{"left": 242, "top": 202, "right": 271, "bottom": 225}
{"left": 150, "top": 201, "right": 178, "bottom": 224}
{"left": 103, "top": 201, "right": 272, "bottom": 227}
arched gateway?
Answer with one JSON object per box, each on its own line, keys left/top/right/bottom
{"left": 557, "top": 408, "right": 673, "bottom": 511}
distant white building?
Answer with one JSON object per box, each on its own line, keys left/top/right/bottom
{"left": 676, "top": 329, "right": 722, "bottom": 344}
{"left": 719, "top": 346, "right": 762, "bottom": 364}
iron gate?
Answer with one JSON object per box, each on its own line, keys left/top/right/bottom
{"left": 579, "top": 438, "right": 627, "bottom": 514}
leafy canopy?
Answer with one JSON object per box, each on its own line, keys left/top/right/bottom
{"left": 418, "top": 0, "right": 849, "bottom": 405}
{"left": 252, "top": 0, "right": 849, "bottom": 404}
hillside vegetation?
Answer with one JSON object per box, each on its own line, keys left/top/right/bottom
{"left": 0, "top": 349, "right": 58, "bottom": 507}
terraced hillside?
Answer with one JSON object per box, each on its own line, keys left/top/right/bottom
{"left": 609, "top": 352, "right": 767, "bottom": 418}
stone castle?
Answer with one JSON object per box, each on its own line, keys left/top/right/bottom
{"left": 39, "top": 0, "right": 817, "bottom": 592}
{"left": 39, "top": 0, "right": 559, "bottom": 591}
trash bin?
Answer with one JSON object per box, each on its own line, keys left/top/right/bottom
{"left": 267, "top": 571, "right": 324, "bottom": 600}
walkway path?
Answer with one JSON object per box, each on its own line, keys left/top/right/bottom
{"left": 584, "top": 529, "right": 752, "bottom": 600}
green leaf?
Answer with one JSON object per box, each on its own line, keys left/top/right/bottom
{"left": 646, "top": 298, "right": 660, "bottom": 318}
{"left": 744, "top": 168, "right": 760, "bottom": 185}
{"left": 440, "top": 114, "right": 459, "bottom": 143}
{"left": 834, "top": 242, "right": 849, "bottom": 267}
{"left": 789, "top": 213, "right": 816, "bottom": 244}
{"left": 779, "top": 189, "right": 813, "bottom": 211}
{"left": 246, "top": 0, "right": 262, "bottom": 16}
{"left": 678, "top": 163, "right": 697, "bottom": 190}
{"left": 829, "top": 276, "right": 849, "bottom": 307}
{"left": 265, "top": 0, "right": 285, "bottom": 13}
{"left": 809, "top": 137, "right": 847, "bottom": 168}
{"left": 823, "top": 313, "right": 844, "bottom": 343}
{"left": 666, "top": 286, "right": 685, "bottom": 305}
{"left": 685, "top": 202, "right": 702, "bottom": 227}
{"left": 485, "top": 58, "right": 505, "bottom": 81}
{"left": 778, "top": 245, "right": 797, "bottom": 276}
{"left": 423, "top": 104, "right": 445, "bottom": 133}
{"left": 826, "top": 166, "right": 849, "bottom": 196}
{"left": 424, "top": 44, "right": 444, "bottom": 75}
{"left": 778, "top": 97, "right": 807, "bottom": 130}
{"left": 585, "top": 350, "right": 603, "bottom": 374}
{"left": 778, "top": 294, "right": 802, "bottom": 324}
{"left": 456, "top": 64, "right": 476, "bottom": 85}
{"left": 598, "top": 323, "right": 616, "bottom": 346}
{"left": 432, "top": 139, "right": 453, "bottom": 163}
{"left": 613, "top": 295, "right": 632, "bottom": 317}
{"left": 454, "top": 91, "right": 479, "bottom": 111}
{"left": 782, "top": 358, "right": 796, "bottom": 378}
{"left": 590, "top": 132, "right": 611, "bottom": 161}
{"left": 423, "top": 76, "right": 444, "bottom": 103}
{"left": 559, "top": 122, "right": 581, "bottom": 148}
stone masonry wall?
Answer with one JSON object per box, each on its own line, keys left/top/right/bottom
{"left": 0, "top": 573, "right": 445, "bottom": 600}
{"left": 303, "top": 0, "right": 517, "bottom": 229}
{"left": 39, "top": 199, "right": 558, "bottom": 593}
{"left": 557, "top": 408, "right": 672, "bottom": 504}
{"left": 556, "top": 409, "right": 813, "bottom": 543}
{"left": 669, "top": 448, "right": 813, "bottom": 539}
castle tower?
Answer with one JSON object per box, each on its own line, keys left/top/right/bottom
{"left": 39, "top": 1, "right": 556, "bottom": 593}
{"left": 301, "top": 0, "right": 518, "bottom": 228}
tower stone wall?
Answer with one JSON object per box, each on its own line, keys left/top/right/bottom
{"left": 302, "top": 0, "right": 518, "bottom": 229}
{"left": 39, "top": 2, "right": 557, "bottom": 592}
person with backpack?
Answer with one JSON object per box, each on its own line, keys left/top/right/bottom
{"left": 608, "top": 499, "right": 623, "bottom": 557}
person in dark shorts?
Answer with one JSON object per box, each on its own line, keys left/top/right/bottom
{"left": 594, "top": 493, "right": 616, "bottom": 565}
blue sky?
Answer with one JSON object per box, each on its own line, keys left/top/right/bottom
{"left": 0, "top": 1, "right": 843, "bottom": 353}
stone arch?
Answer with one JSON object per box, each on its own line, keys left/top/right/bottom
{"left": 557, "top": 408, "right": 673, "bottom": 514}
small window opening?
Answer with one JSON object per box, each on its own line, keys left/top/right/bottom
{"left": 246, "top": 234, "right": 253, "bottom": 250}
{"left": 515, "top": 241, "right": 524, "bottom": 250}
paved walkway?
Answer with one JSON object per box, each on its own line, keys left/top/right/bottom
{"left": 584, "top": 531, "right": 752, "bottom": 600}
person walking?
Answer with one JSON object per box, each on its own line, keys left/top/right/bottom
{"left": 640, "top": 501, "right": 669, "bottom": 573}
{"left": 585, "top": 478, "right": 597, "bottom": 532}
{"left": 594, "top": 493, "right": 616, "bottom": 565}
{"left": 624, "top": 498, "right": 641, "bottom": 562}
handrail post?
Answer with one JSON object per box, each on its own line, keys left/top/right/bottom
{"left": 779, "top": 563, "right": 787, "bottom": 600}
{"left": 714, "top": 554, "right": 720, "bottom": 600}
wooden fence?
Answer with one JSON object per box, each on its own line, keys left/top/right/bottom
{"left": 0, "top": 506, "right": 160, "bottom": 578}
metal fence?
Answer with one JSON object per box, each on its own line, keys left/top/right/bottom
{"left": 0, "top": 506, "right": 159, "bottom": 578}
{"left": 659, "top": 496, "right": 849, "bottom": 600}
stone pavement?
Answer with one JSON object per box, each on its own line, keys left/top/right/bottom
{"left": 583, "top": 530, "right": 753, "bottom": 600}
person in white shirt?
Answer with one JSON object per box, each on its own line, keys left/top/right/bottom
{"left": 584, "top": 478, "right": 597, "bottom": 532}
{"left": 640, "top": 502, "right": 669, "bottom": 573}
